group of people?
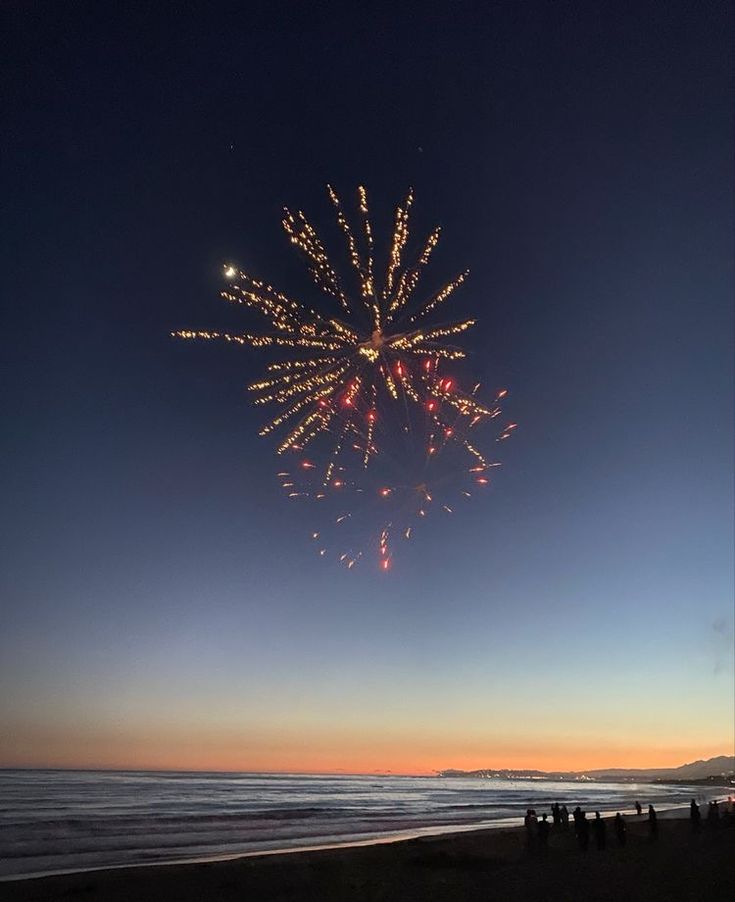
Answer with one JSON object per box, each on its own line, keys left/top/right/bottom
{"left": 523, "top": 796, "right": 733, "bottom": 853}
{"left": 523, "top": 803, "right": 639, "bottom": 851}
{"left": 689, "top": 797, "right": 731, "bottom": 831}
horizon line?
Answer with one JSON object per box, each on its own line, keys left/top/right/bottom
{"left": 2, "top": 752, "right": 732, "bottom": 778}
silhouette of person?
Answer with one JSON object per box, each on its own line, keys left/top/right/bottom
{"left": 593, "top": 811, "right": 606, "bottom": 850}
{"left": 648, "top": 804, "right": 657, "bottom": 839}
{"left": 635, "top": 801, "right": 642, "bottom": 816}
{"left": 560, "top": 804, "right": 569, "bottom": 828}
{"left": 551, "top": 802, "right": 560, "bottom": 827}
{"left": 577, "top": 810, "right": 590, "bottom": 851}
{"left": 706, "top": 800, "right": 719, "bottom": 828}
{"left": 572, "top": 805, "right": 583, "bottom": 835}
{"left": 524, "top": 808, "right": 538, "bottom": 849}
{"left": 614, "top": 812, "right": 627, "bottom": 846}
{"left": 538, "top": 813, "right": 550, "bottom": 851}
{"left": 690, "top": 799, "right": 701, "bottom": 833}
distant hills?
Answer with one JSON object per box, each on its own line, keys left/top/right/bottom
{"left": 438, "top": 755, "right": 735, "bottom": 784}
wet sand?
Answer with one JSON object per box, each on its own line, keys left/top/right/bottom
{"left": 4, "top": 815, "right": 734, "bottom": 901}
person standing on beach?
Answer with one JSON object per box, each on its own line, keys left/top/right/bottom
{"left": 524, "top": 809, "right": 538, "bottom": 850}
{"left": 635, "top": 801, "right": 642, "bottom": 816}
{"left": 577, "top": 811, "right": 590, "bottom": 851}
{"left": 648, "top": 804, "right": 658, "bottom": 840}
{"left": 690, "top": 799, "right": 701, "bottom": 833}
{"left": 614, "top": 813, "right": 627, "bottom": 846}
{"left": 572, "top": 806, "right": 582, "bottom": 835}
{"left": 560, "top": 804, "right": 569, "bottom": 828}
{"left": 593, "top": 811, "right": 606, "bottom": 850}
{"left": 538, "top": 813, "right": 550, "bottom": 852}
{"left": 551, "top": 802, "right": 560, "bottom": 827}
{"left": 706, "top": 801, "right": 719, "bottom": 828}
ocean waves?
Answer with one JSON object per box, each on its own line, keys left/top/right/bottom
{"left": 0, "top": 770, "right": 713, "bottom": 880}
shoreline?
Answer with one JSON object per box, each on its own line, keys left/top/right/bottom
{"left": 0, "top": 798, "right": 713, "bottom": 885}
{"left": 3, "top": 809, "right": 733, "bottom": 902}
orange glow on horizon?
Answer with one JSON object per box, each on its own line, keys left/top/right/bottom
{"left": 1, "top": 722, "right": 731, "bottom": 777}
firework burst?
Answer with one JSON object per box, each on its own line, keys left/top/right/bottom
{"left": 173, "top": 186, "right": 491, "bottom": 464}
{"left": 174, "top": 186, "right": 516, "bottom": 567}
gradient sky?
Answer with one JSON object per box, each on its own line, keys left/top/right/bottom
{"left": 2, "top": 1, "right": 733, "bottom": 774}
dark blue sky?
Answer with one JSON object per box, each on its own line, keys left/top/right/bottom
{"left": 2, "top": 0, "right": 733, "bottom": 771}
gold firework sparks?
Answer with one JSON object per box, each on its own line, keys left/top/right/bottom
{"left": 173, "top": 186, "right": 487, "bottom": 461}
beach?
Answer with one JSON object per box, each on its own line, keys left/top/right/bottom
{"left": 4, "top": 812, "right": 733, "bottom": 902}
{"left": 9, "top": 770, "right": 721, "bottom": 880}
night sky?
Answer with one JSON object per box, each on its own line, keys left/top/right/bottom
{"left": 2, "top": 1, "right": 733, "bottom": 773}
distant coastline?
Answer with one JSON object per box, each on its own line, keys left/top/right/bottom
{"left": 1, "top": 754, "right": 733, "bottom": 783}
{"left": 437, "top": 755, "right": 735, "bottom": 785}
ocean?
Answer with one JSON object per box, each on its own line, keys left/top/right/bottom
{"left": 0, "top": 769, "right": 718, "bottom": 880}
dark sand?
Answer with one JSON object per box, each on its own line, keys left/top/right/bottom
{"left": 4, "top": 816, "right": 734, "bottom": 901}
